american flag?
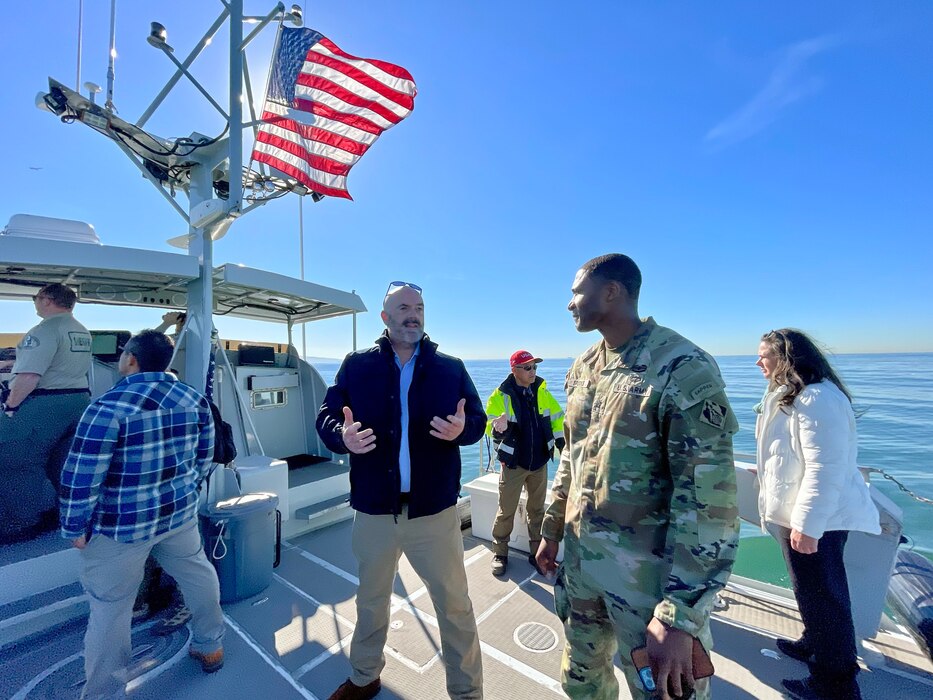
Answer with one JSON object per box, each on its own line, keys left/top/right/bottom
{"left": 251, "top": 27, "right": 416, "bottom": 200}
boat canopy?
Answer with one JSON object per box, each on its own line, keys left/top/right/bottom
{"left": 0, "top": 231, "right": 365, "bottom": 324}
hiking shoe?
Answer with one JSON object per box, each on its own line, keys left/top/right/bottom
{"left": 776, "top": 637, "right": 814, "bottom": 663}
{"left": 152, "top": 604, "right": 191, "bottom": 636}
{"left": 491, "top": 555, "right": 508, "bottom": 577}
{"left": 131, "top": 603, "right": 151, "bottom": 625}
{"left": 327, "top": 677, "right": 381, "bottom": 700}
{"left": 189, "top": 647, "right": 224, "bottom": 673}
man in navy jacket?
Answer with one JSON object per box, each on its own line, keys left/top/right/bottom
{"left": 316, "top": 281, "right": 485, "bottom": 700}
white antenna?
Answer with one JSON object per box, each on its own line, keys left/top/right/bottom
{"left": 105, "top": 0, "right": 117, "bottom": 112}
{"left": 75, "top": 0, "right": 84, "bottom": 91}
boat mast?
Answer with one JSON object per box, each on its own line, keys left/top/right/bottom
{"left": 38, "top": 1, "right": 308, "bottom": 392}
{"left": 181, "top": 0, "right": 247, "bottom": 390}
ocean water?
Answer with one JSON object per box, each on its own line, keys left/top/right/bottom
{"left": 315, "top": 353, "right": 933, "bottom": 561}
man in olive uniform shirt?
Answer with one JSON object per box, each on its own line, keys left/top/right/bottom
{"left": 535, "top": 254, "right": 739, "bottom": 700}
{"left": 0, "top": 283, "right": 92, "bottom": 541}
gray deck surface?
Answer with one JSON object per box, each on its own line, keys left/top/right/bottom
{"left": 2, "top": 518, "right": 931, "bottom": 699}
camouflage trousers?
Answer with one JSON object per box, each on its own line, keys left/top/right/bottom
{"left": 553, "top": 538, "right": 711, "bottom": 700}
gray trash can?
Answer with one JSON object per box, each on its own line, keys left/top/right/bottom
{"left": 200, "top": 492, "right": 281, "bottom": 603}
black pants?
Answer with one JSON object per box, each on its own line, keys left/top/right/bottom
{"left": 773, "top": 524, "right": 859, "bottom": 684}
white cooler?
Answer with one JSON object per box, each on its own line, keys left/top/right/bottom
{"left": 235, "top": 455, "right": 290, "bottom": 521}
{"left": 464, "top": 472, "right": 564, "bottom": 561}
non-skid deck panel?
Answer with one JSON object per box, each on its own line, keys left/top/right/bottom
{"left": 0, "top": 581, "right": 84, "bottom": 623}
{"left": 129, "top": 617, "right": 319, "bottom": 700}
{"left": 709, "top": 617, "right": 798, "bottom": 700}
{"left": 302, "top": 638, "right": 566, "bottom": 700}
{"left": 0, "top": 614, "right": 313, "bottom": 700}
{"left": 274, "top": 546, "right": 360, "bottom": 626}
{"left": 475, "top": 578, "right": 565, "bottom": 680}
{"left": 863, "top": 631, "right": 933, "bottom": 678}
{"left": 289, "top": 519, "right": 360, "bottom": 578}
{"left": 385, "top": 606, "right": 445, "bottom": 666}
{"left": 715, "top": 588, "right": 805, "bottom": 642}
{"left": 709, "top": 615, "right": 933, "bottom": 699}
{"left": 302, "top": 642, "right": 452, "bottom": 699}
{"left": 0, "top": 616, "right": 86, "bottom": 698}
{"left": 400, "top": 537, "right": 538, "bottom": 619}
{"left": 223, "top": 576, "right": 353, "bottom": 675}
{"left": 714, "top": 588, "right": 933, "bottom": 678}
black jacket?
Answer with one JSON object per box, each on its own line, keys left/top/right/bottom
{"left": 316, "top": 332, "right": 486, "bottom": 518}
{"left": 491, "top": 375, "right": 565, "bottom": 470}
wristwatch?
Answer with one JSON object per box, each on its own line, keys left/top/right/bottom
{"left": 1, "top": 402, "right": 18, "bottom": 415}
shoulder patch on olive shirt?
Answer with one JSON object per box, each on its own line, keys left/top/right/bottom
{"left": 699, "top": 399, "right": 728, "bottom": 429}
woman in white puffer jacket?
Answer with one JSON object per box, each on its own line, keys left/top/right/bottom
{"left": 755, "top": 329, "right": 879, "bottom": 700}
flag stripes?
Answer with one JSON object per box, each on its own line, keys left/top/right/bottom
{"left": 251, "top": 27, "right": 416, "bottom": 200}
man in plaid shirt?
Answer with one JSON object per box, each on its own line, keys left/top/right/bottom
{"left": 60, "top": 329, "right": 225, "bottom": 699}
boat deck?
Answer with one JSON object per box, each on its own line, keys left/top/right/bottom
{"left": 2, "top": 519, "right": 931, "bottom": 699}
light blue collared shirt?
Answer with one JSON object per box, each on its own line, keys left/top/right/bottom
{"left": 395, "top": 344, "right": 420, "bottom": 492}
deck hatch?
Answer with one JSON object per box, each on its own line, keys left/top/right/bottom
{"left": 513, "top": 621, "right": 559, "bottom": 653}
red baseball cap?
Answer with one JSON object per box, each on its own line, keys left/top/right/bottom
{"left": 510, "top": 350, "right": 543, "bottom": 367}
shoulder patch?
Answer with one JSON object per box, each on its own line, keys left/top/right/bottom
{"left": 69, "top": 332, "right": 92, "bottom": 352}
{"left": 699, "top": 399, "right": 728, "bottom": 429}
{"left": 667, "top": 355, "right": 725, "bottom": 409}
{"left": 689, "top": 381, "right": 717, "bottom": 402}
{"left": 19, "top": 334, "right": 40, "bottom": 349}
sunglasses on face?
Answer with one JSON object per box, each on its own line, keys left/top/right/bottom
{"left": 384, "top": 281, "right": 423, "bottom": 298}
{"left": 516, "top": 364, "right": 537, "bottom": 372}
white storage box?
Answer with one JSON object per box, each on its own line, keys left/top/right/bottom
{"left": 464, "top": 472, "right": 563, "bottom": 561}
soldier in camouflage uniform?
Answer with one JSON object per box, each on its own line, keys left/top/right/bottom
{"left": 536, "top": 254, "right": 739, "bottom": 700}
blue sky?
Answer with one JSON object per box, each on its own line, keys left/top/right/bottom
{"left": 1, "top": 2, "right": 931, "bottom": 360}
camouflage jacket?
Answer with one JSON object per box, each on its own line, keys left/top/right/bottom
{"left": 541, "top": 318, "right": 739, "bottom": 638}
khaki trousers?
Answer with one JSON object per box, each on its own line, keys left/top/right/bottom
{"left": 79, "top": 519, "right": 224, "bottom": 699}
{"left": 491, "top": 465, "right": 547, "bottom": 557}
{"left": 350, "top": 505, "right": 483, "bottom": 699}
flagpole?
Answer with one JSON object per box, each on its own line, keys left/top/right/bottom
{"left": 247, "top": 14, "right": 287, "bottom": 181}
{"left": 299, "top": 195, "right": 307, "bottom": 360}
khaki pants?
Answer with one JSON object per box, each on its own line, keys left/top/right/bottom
{"left": 350, "top": 505, "right": 483, "bottom": 699}
{"left": 491, "top": 465, "right": 547, "bottom": 557}
{"left": 79, "top": 519, "right": 224, "bottom": 699}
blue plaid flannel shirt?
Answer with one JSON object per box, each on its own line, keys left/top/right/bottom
{"left": 60, "top": 372, "right": 215, "bottom": 543}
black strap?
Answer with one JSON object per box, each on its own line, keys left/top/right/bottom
{"left": 32, "top": 388, "right": 91, "bottom": 396}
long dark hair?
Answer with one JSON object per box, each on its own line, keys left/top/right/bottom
{"left": 761, "top": 328, "right": 852, "bottom": 407}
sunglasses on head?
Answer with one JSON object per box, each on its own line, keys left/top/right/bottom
{"left": 384, "top": 281, "right": 423, "bottom": 298}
